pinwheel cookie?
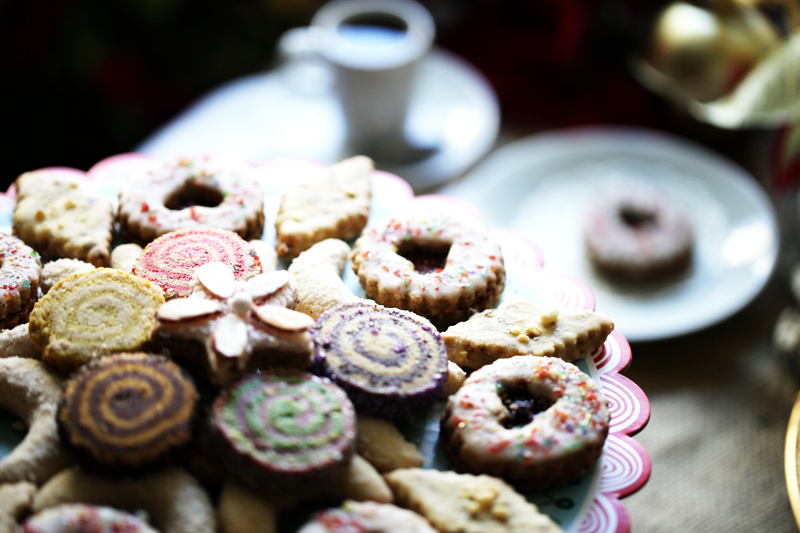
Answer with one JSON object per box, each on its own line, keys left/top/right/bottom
{"left": 275, "top": 156, "right": 372, "bottom": 259}
{"left": 57, "top": 353, "right": 198, "bottom": 473}
{"left": 13, "top": 170, "right": 114, "bottom": 267}
{"left": 442, "top": 300, "right": 614, "bottom": 369}
{"left": 212, "top": 370, "right": 357, "bottom": 492}
{"left": 313, "top": 302, "right": 449, "bottom": 419}
{"left": 28, "top": 268, "right": 165, "bottom": 373}
{"left": 132, "top": 227, "right": 262, "bottom": 299}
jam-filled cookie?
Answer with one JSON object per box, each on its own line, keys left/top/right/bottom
{"left": 350, "top": 212, "right": 505, "bottom": 327}
{"left": 441, "top": 355, "right": 610, "bottom": 491}
{"left": 118, "top": 156, "right": 265, "bottom": 245}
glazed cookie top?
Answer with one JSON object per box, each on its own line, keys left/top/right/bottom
{"left": 118, "top": 156, "right": 264, "bottom": 238}
{"left": 0, "top": 234, "right": 41, "bottom": 303}
{"left": 132, "top": 227, "right": 261, "bottom": 298}
{"left": 21, "top": 504, "right": 159, "bottom": 533}
{"left": 351, "top": 212, "right": 504, "bottom": 305}
{"left": 446, "top": 356, "right": 609, "bottom": 464}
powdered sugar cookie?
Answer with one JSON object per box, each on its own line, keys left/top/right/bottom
{"left": 288, "top": 239, "right": 366, "bottom": 320}
{"left": 0, "top": 358, "right": 72, "bottom": 485}
{"left": 40, "top": 258, "right": 95, "bottom": 293}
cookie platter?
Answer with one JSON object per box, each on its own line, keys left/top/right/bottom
{"left": 0, "top": 154, "right": 651, "bottom": 533}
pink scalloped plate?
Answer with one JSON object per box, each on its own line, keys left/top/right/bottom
{"left": 0, "top": 154, "right": 650, "bottom": 533}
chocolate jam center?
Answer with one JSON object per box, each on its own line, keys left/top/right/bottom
{"left": 396, "top": 242, "right": 450, "bottom": 274}
{"left": 619, "top": 206, "right": 657, "bottom": 229}
{"left": 500, "top": 386, "right": 554, "bottom": 429}
{"left": 165, "top": 182, "right": 223, "bottom": 210}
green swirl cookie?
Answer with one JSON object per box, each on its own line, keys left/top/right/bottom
{"left": 212, "top": 370, "right": 356, "bottom": 492}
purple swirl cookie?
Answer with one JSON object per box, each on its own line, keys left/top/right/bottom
{"left": 211, "top": 370, "right": 356, "bottom": 492}
{"left": 312, "top": 302, "right": 449, "bottom": 419}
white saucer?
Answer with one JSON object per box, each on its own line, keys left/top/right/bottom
{"left": 136, "top": 47, "right": 500, "bottom": 192}
{"left": 440, "top": 126, "right": 779, "bottom": 342}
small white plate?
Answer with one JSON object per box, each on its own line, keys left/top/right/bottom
{"left": 440, "top": 126, "right": 779, "bottom": 342}
{"left": 136, "top": 47, "right": 500, "bottom": 192}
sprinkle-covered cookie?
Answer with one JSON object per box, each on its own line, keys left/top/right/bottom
{"left": 0, "top": 234, "right": 42, "bottom": 330}
{"left": 57, "top": 353, "right": 198, "bottom": 473}
{"left": 442, "top": 300, "right": 614, "bottom": 369}
{"left": 13, "top": 170, "right": 114, "bottom": 267}
{"left": 212, "top": 370, "right": 356, "bottom": 492}
{"left": 312, "top": 302, "right": 449, "bottom": 419}
{"left": 298, "top": 501, "right": 438, "bottom": 533}
{"left": 29, "top": 268, "right": 165, "bottom": 373}
{"left": 21, "top": 504, "right": 159, "bottom": 533}
{"left": 132, "top": 227, "right": 261, "bottom": 299}
{"left": 350, "top": 212, "right": 505, "bottom": 327}
{"left": 275, "top": 156, "right": 372, "bottom": 259}
{"left": 117, "top": 155, "right": 265, "bottom": 245}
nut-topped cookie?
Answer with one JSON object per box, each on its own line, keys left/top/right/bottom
{"left": 275, "top": 156, "right": 372, "bottom": 259}
{"left": 442, "top": 300, "right": 614, "bottom": 369}
{"left": 13, "top": 170, "right": 114, "bottom": 267}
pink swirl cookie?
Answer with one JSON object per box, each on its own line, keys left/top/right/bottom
{"left": 132, "top": 227, "right": 261, "bottom": 298}
{"left": 350, "top": 212, "right": 505, "bottom": 327}
{"left": 117, "top": 156, "right": 265, "bottom": 245}
{"left": 0, "top": 234, "right": 42, "bottom": 330}
{"left": 441, "top": 355, "right": 610, "bottom": 491}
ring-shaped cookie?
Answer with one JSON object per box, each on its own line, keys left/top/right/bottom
{"left": 350, "top": 213, "right": 505, "bottom": 327}
{"left": 0, "top": 357, "right": 72, "bottom": 485}
{"left": 118, "top": 156, "right": 265, "bottom": 245}
{"left": 32, "top": 466, "right": 217, "bottom": 533}
{"left": 441, "top": 355, "right": 610, "bottom": 491}
{"left": 583, "top": 185, "right": 693, "bottom": 282}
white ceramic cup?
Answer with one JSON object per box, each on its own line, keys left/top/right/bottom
{"left": 279, "top": 0, "right": 436, "bottom": 157}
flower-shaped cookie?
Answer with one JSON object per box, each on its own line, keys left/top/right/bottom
{"left": 153, "top": 262, "right": 313, "bottom": 386}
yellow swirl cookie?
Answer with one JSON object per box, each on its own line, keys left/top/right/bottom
{"left": 29, "top": 269, "right": 165, "bottom": 373}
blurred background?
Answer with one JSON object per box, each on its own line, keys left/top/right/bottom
{"left": 4, "top": 0, "right": 764, "bottom": 188}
